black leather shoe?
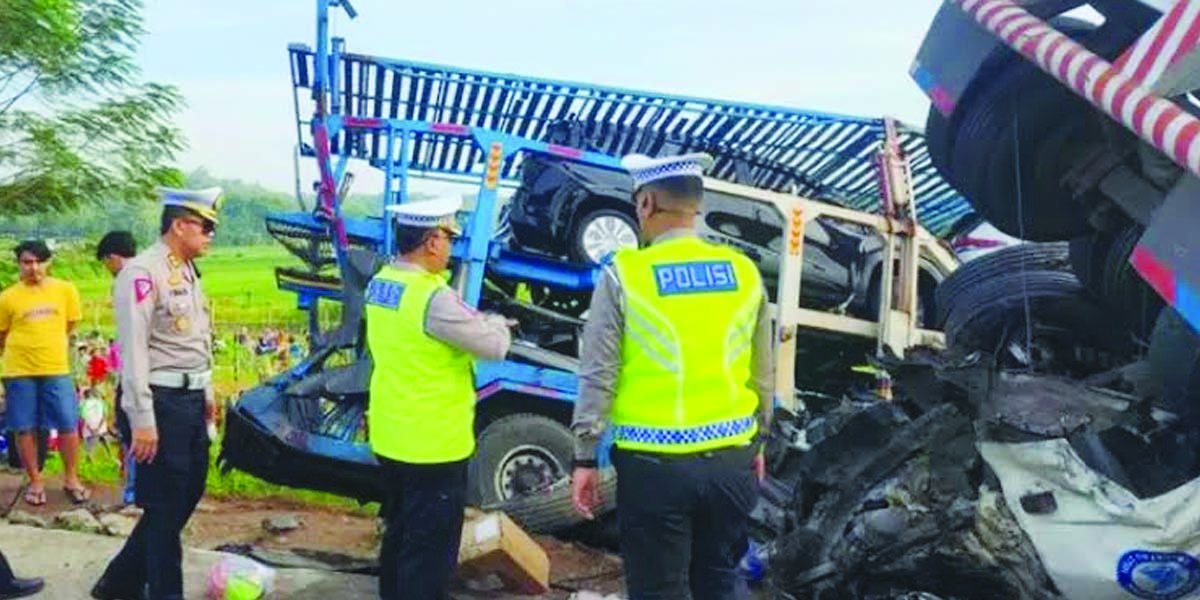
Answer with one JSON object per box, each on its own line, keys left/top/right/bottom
{"left": 90, "top": 578, "right": 142, "bottom": 600}
{"left": 0, "top": 577, "right": 44, "bottom": 599}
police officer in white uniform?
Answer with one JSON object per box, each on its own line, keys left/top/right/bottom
{"left": 92, "top": 187, "right": 222, "bottom": 600}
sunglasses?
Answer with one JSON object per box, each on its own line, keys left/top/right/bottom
{"left": 182, "top": 218, "right": 217, "bottom": 235}
{"left": 430, "top": 228, "right": 460, "bottom": 242}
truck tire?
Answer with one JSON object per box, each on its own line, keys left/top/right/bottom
{"left": 934, "top": 242, "right": 1070, "bottom": 327}
{"left": 467, "top": 413, "right": 574, "bottom": 509}
{"left": 952, "top": 64, "right": 1097, "bottom": 241}
{"left": 925, "top": 108, "right": 961, "bottom": 194}
{"left": 945, "top": 17, "right": 1136, "bottom": 242}
{"left": 1102, "top": 224, "right": 1164, "bottom": 339}
{"left": 569, "top": 208, "right": 638, "bottom": 265}
{"left": 943, "top": 270, "right": 1129, "bottom": 375}
{"left": 484, "top": 469, "right": 619, "bottom": 535}
{"left": 1068, "top": 231, "right": 1110, "bottom": 298}
{"left": 1070, "top": 225, "right": 1164, "bottom": 339}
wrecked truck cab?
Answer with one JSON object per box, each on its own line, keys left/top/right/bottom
{"left": 761, "top": 343, "right": 1200, "bottom": 600}
{"left": 221, "top": 351, "right": 383, "bottom": 503}
{"left": 893, "top": 3, "right": 1200, "bottom": 594}
{"left": 759, "top": 239, "right": 1200, "bottom": 600}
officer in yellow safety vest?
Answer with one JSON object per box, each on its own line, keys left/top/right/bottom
{"left": 365, "top": 196, "right": 514, "bottom": 600}
{"left": 571, "top": 152, "right": 775, "bottom": 600}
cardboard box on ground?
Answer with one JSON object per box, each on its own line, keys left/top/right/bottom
{"left": 459, "top": 508, "right": 550, "bottom": 595}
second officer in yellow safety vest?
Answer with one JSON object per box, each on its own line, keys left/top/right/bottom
{"left": 571, "top": 152, "right": 775, "bottom": 600}
{"left": 365, "top": 196, "right": 513, "bottom": 600}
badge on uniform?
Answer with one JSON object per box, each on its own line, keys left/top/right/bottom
{"left": 174, "top": 315, "right": 191, "bottom": 333}
{"left": 653, "top": 261, "right": 738, "bottom": 296}
{"left": 366, "top": 279, "right": 405, "bottom": 309}
{"left": 133, "top": 277, "right": 154, "bottom": 303}
{"left": 168, "top": 270, "right": 183, "bottom": 286}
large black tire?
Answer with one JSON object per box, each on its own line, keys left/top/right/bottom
{"left": 934, "top": 242, "right": 1070, "bottom": 327}
{"left": 467, "top": 413, "right": 574, "bottom": 508}
{"left": 944, "top": 18, "right": 1139, "bottom": 241}
{"left": 568, "top": 207, "right": 638, "bottom": 265}
{"left": 942, "top": 270, "right": 1131, "bottom": 375}
{"left": 1102, "top": 224, "right": 1164, "bottom": 340}
{"left": 1069, "top": 231, "right": 1111, "bottom": 298}
{"left": 951, "top": 65, "right": 1097, "bottom": 241}
{"left": 1069, "top": 225, "right": 1164, "bottom": 339}
{"left": 924, "top": 107, "right": 960, "bottom": 195}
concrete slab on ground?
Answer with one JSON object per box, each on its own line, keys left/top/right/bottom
{"left": 0, "top": 522, "right": 377, "bottom": 599}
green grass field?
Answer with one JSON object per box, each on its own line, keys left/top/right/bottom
{"left": 62, "top": 245, "right": 318, "bottom": 332}
{"left": 0, "top": 241, "right": 317, "bottom": 329}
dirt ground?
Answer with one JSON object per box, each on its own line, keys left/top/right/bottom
{"left": 0, "top": 467, "right": 625, "bottom": 598}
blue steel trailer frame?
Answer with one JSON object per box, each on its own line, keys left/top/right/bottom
{"left": 276, "top": 0, "right": 973, "bottom": 408}
{"left": 286, "top": 33, "right": 975, "bottom": 237}
{"left": 278, "top": 0, "right": 621, "bottom": 416}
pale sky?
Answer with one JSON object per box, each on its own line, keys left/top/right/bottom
{"left": 136, "top": 1, "right": 951, "bottom": 196}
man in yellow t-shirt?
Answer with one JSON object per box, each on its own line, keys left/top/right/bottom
{"left": 0, "top": 240, "right": 85, "bottom": 507}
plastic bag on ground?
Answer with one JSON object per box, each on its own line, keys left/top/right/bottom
{"left": 207, "top": 554, "right": 276, "bottom": 600}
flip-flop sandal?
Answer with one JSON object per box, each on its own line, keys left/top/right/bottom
{"left": 23, "top": 488, "right": 46, "bottom": 507}
{"left": 63, "top": 486, "right": 90, "bottom": 504}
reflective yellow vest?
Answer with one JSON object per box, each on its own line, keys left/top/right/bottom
{"left": 610, "top": 235, "right": 764, "bottom": 454}
{"left": 365, "top": 265, "right": 476, "bottom": 463}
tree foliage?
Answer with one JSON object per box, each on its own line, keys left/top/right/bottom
{"left": 0, "top": 0, "right": 185, "bottom": 214}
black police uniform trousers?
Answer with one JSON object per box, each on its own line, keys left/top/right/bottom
{"left": 613, "top": 444, "right": 758, "bottom": 600}
{"left": 375, "top": 454, "right": 469, "bottom": 600}
{"left": 98, "top": 386, "right": 209, "bottom": 600}
{"left": 0, "top": 549, "right": 21, "bottom": 589}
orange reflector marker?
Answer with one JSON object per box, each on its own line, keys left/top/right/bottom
{"left": 485, "top": 142, "right": 503, "bottom": 190}
{"left": 788, "top": 206, "right": 803, "bottom": 255}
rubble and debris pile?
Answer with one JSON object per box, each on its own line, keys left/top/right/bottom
{"left": 757, "top": 390, "right": 1059, "bottom": 600}
{"left": 752, "top": 283, "right": 1200, "bottom": 600}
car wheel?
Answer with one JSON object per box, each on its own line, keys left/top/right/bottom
{"left": 468, "top": 413, "right": 573, "bottom": 507}
{"left": 569, "top": 208, "right": 638, "bottom": 264}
